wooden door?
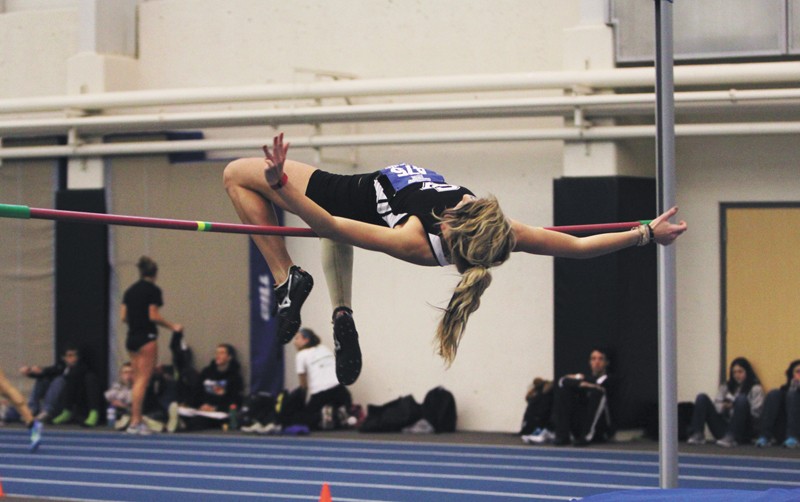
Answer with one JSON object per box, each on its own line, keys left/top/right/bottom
{"left": 723, "top": 204, "right": 800, "bottom": 391}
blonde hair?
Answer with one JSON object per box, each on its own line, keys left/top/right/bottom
{"left": 435, "top": 196, "right": 515, "bottom": 365}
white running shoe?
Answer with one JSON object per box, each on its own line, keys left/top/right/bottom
{"left": 521, "top": 428, "right": 542, "bottom": 444}
{"left": 526, "top": 428, "right": 555, "bottom": 445}
{"left": 125, "top": 423, "right": 152, "bottom": 436}
{"left": 715, "top": 435, "right": 737, "bottom": 448}
{"left": 241, "top": 422, "right": 264, "bottom": 433}
{"left": 686, "top": 432, "right": 706, "bottom": 445}
{"left": 114, "top": 414, "right": 131, "bottom": 431}
{"left": 259, "top": 422, "right": 282, "bottom": 435}
{"left": 142, "top": 416, "right": 165, "bottom": 433}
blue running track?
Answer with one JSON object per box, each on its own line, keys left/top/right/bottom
{"left": 1, "top": 429, "right": 798, "bottom": 501}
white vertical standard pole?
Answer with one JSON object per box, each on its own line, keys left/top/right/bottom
{"left": 655, "top": 0, "right": 679, "bottom": 489}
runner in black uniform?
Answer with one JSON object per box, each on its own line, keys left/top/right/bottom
{"left": 223, "top": 133, "right": 688, "bottom": 386}
{"left": 123, "top": 279, "right": 163, "bottom": 353}
{"left": 121, "top": 256, "right": 183, "bottom": 435}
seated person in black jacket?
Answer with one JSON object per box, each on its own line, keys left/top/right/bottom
{"left": 755, "top": 359, "right": 800, "bottom": 449}
{"left": 133, "top": 330, "right": 200, "bottom": 433}
{"left": 178, "top": 343, "right": 243, "bottom": 431}
{"left": 8, "top": 345, "right": 101, "bottom": 428}
{"left": 523, "top": 347, "right": 615, "bottom": 447}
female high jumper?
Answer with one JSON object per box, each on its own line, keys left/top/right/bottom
{"left": 224, "top": 133, "right": 687, "bottom": 386}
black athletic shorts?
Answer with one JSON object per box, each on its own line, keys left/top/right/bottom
{"left": 126, "top": 330, "right": 158, "bottom": 352}
{"left": 305, "top": 170, "right": 385, "bottom": 227}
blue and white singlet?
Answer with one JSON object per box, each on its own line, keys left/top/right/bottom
{"left": 374, "top": 164, "right": 474, "bottom": 266}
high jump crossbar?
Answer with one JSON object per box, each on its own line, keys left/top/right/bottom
{"left": 0, "top": 203, "right": 651, "bottom": 237}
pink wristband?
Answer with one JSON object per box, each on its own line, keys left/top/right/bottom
{"left": 270, "top": 172, "right": 288, "bottom": 190}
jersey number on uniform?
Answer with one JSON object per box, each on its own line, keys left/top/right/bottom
{"left": 389, "top": 164, "right": 428, "bottom": 177}
{"left": 420, "top": 182, "right": 460, "bottom": 192}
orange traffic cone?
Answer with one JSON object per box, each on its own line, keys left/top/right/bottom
{"left": 0, "top": 476, "right": 5, "bottom": 498}
{"left": 318, "top": 482, "right": 332, "bottom": 502}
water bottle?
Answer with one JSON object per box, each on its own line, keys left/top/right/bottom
{"left": 106, "top": 406, "right": 116, "bottom": 428}
{"left": 228, "top": 404, "right": 239, "bottom": 431}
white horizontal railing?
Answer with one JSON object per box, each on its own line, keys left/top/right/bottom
{"left": 3, "top": 123, "right": 800, "bottom": 159}
{"left": 1, "top": 61, "right": 799, "bottom": 114}
{"left": 2, "top": 88, "right": 800, "bottom": 137}
{"left": 0, "top": 62, "right": 799, "bottom": 159}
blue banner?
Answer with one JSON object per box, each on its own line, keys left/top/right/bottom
{"left": 248, "top": 229, "right": 284, "bottom": 396}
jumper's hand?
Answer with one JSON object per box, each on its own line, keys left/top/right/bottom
{"left": 650, "top": 206, "right": 687, "bottom": 246}
{"left": 262, "top": 132, "right": 290, "bottom": 187}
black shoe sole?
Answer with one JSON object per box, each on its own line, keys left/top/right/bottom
{"left": 333, "top": 314, "right": 362, "bottom": 385}
{"left": 276, "top": 270, "right": 314, "bottom": 344}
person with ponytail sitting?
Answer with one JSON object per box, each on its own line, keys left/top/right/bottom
{"left": 224, "top": 133, "right": 688, "bottom": 386}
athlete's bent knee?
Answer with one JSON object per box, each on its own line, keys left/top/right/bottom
{"left": 222, "top": 158, "right": 247, "bottom": 190}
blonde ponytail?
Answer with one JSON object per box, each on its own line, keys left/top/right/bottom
{"left": 436, "top": 266, "right": 492, "bottom": 365}
{"left": 434, "top": 195, "right": 516, "bottom": 365}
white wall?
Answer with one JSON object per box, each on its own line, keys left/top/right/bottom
{"left": 1, "top": 0, "right": 798, "bottom": 431}
{"left": 136, "top": 0, "right": 576, "bottom": 86}
{"left": 675, "top": 135, "right": 800, "bottom": 401}
{"left": 0, "top": 7, "right": 76, "bottom": 97}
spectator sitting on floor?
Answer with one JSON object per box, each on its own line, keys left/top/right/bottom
{"left": 686, "top": 356, "right": 764, "bottom": 448}
{"left": 6, "top": 345, "right": 102, "bottom": 428}
{"left": 167, "top": 329, "right": 200, "bottom": 407}
{"left": 523, "top": 347, "right": 615, "bottom": 447}
{"left": 518, "top": 377, "right": 554, "bottom": 438}
{"left": 131, "top": 365, "right": 175, "bottom": 433}
{"left": 104, "top": 362, "right": 134, "bottom": 430}
{"left": 105, "top": 361, "right": 182, "bottom": 434}
{"left": 109, "top": 363, "right": 173, "bottom": 434}
{"left": 178, "top": 343, "right": 243, "bottom": 431}
{"left": 130, "top": 330, "right": 200, "bottom": 434}
{"left": 244, "top": 328, "right": 353, "bottom": 435}
{"left": 755, "top": 359, "right": 800, "bottom": 449}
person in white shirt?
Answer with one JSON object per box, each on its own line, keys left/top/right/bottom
{"left": 292, "top": 328, "right": 353, "bottom": 430}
